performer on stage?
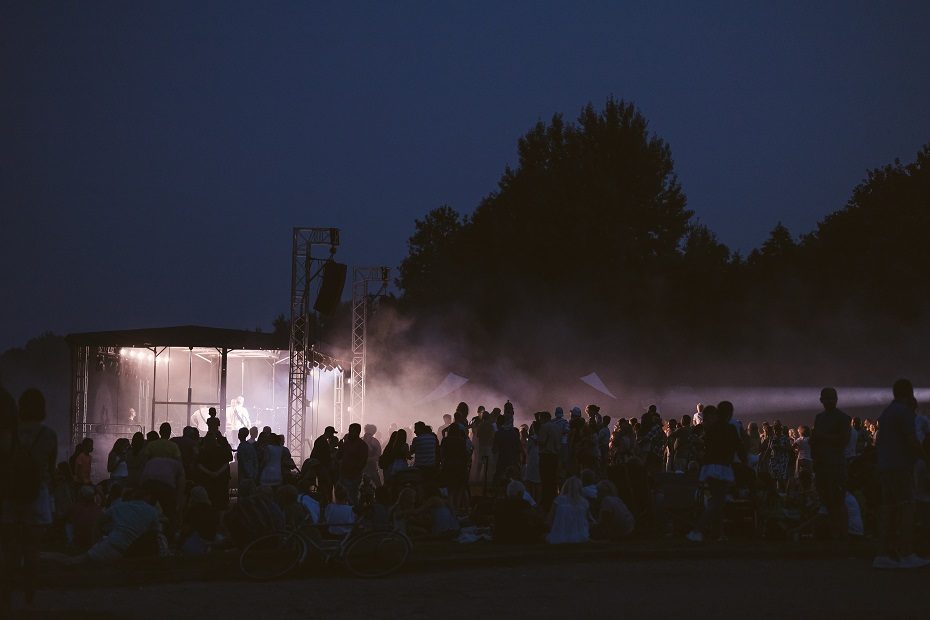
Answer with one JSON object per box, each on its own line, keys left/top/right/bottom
{"left": 190, "top": 406, "right": 210, "bottom": 434}
{"left": 236, "top": 396, "right": 252, "bottom": 430}
{"left": 226, "top": 396, "right": 252, "bottom": 436}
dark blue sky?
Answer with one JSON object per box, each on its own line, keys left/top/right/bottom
{"left": 2, "top": 1, "right": 929, "bottom": 352}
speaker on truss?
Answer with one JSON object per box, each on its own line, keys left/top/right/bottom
{"left": 313, "top": 261, "right": 347, "bottom": 315}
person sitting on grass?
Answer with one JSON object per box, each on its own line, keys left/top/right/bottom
{"left": 295, "top": 476, "right": 321, "bottom": 524}
{"left": 276, "top": 484, "right": 310, "bottom": 531}
{"left": 493, "top": 480, "right": 545, "bottom": 544}
{"left": 390, "top": 487, "right": 424, "bottom": 537}
{"left": 223, "top": 481, "right": 284, "bottom": 548}
{"left": 416, "top": 485, "right": 460, "bottom": 539}
{"left": 546, "top": 477, "right": 590, "bottom": 544}
{"left": 323, "top": 484, "right": 355, "bottom": 536}
{"left": 179, "top": 486, "right": 219, "bottom": 555}
{"left": 83, "top": 487, "right": 163, "bottom": 563}
{"left": 590, "top": 480, "right": 635, "bottom": 541}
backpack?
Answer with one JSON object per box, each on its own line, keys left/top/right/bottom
{"left": 8, "top": 428, "right": 46, "bottom": 502}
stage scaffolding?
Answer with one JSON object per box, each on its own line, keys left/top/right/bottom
{"left": 287, "top": 227, "right": 340, "bottom": 462}
{"left": 66, "top": 326, "right": 347, "bottom": 479}
{"left": 350, "top": 267, "right": 389, "bottom": 427}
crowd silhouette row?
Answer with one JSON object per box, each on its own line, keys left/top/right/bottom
{"left": 2, "top": 378, "right": 930, "bottom": 610}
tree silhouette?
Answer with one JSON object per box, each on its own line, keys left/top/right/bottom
{"left": 397, "top": 205, "right": 465, "bottom": 307}
{"left": 399, "top": 98, "right": 693, "bottom": 337}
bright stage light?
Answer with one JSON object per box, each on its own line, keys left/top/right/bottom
{"left": 347, "top": 378, "right": 354, "bottom": 384}
{"left": 347, "top": 406, "right": 353, "bottom": 412}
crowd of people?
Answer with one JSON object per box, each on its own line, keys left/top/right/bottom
{"left": 2, "top": 378, "right": 930, "bottom": 610}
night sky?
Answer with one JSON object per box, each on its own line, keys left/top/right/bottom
{"left": 2, "top": 1, "right": 929, "bottom": 352}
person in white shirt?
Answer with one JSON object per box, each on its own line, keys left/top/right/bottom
{"left": 225, "top": 396, "right": 252, "bottom": 437}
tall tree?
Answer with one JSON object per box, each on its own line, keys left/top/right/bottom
{"left": 400, "top": 98, "right": 693, "bottom": 334}
{"left": 805, "top": 143, "right": 930, "bottom": 321}
{"left": 397, "top": 205, "right": 465, "bottom": 306}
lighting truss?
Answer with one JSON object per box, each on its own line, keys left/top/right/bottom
{"left": 287, "top": 227, "right": 339, "bottom": 463}
{"left": 349, "top": 266, "right": 389, "bottom": 427}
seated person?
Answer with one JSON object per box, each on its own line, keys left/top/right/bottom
{"left": 85, "top": 488, "right": 162, "bottom": 563}
{"left": 493, "top": 480, "right": 545, "bottom": 544}
{"left": 223, "top": 481, "right": 285, "bottom": 548}
{"left": 368, "top": 486, "right": 393, "bottom": 530}
{"left": 389, "top": 487, "right": 423, "bottom": 537}
{"left": 590, "top": 480, "right": 635, "bottom": 540}
{"left": 546, "top": 477, "right": 590, "bottom": 544}
{"left": 179, "top": 486, "right": 219, "bottom": 555}
{"left": 276, "top": 484, "right": 310, "bottom": 530}
{"left": 295, "top": 478, "right": 322, "bottom": 524}
{"left": 417, "top": 485, "right": 460, "bottom": 539}
{"left": 323, "top": 484, "right": 356, "bottom": 536}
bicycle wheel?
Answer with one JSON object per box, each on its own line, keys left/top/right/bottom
{"left": 239, "top": 532, "right": 307, "bottom": 581}
{"left": 342, "top": 531, "right": 411, "bottom": 578}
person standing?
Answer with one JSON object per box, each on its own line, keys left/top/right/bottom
{"left": 440, "top": 423, "right": 470, "bottom": 514}
{"left": 410, "top": 422, "right": 439, "bottom": 484}
{"left": 196, "top": 431, "right": 232, "bottom": 511}
{"left": 235, "top": 427, "right": 259, "bottom": 487}
{"left": 492, "top": 416, "right": 523, "bottom": 488}
{"left": 72, "top": 438, "right": 94, "bottom": 485}
{"left": 310, "top": 427, "right": 338, "bottom": 505}
{"left": 1, "top": 389, "right": 58, "bottom": 610}
{"left": 361, "top": 425, "right": 382, "bottom": 486}
{"left": 686, "top": 405, "right": 741, "bottom": 543}
{"left": 537, "top": 411, "right": 560, "bottom": 510}
{"left": 523, "top": 419, "right": 541, "bottom": 500}
{"left": 872, "top": 379, "right": 930, "bottom": 569}
{"left": 811, "top": 388, "right": 850, "bottom": 542}
{"left": 337, "top": 423, "right": 368, "bottom": 506}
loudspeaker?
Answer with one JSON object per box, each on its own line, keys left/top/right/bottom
{"left": 313, "top": 261, "right": 347, "bottom": 315}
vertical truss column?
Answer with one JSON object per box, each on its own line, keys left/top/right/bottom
{"left": 288, "top": 227, "right": 339, "bottom": 463}
{"left": 70, "top": 344, "right": 89, "bottom": 452}
{"left": 334, "top": 367, "right": 344, "bottom": 433}
{"left": 349, "top": 267, "right": 389, "bottom": 427}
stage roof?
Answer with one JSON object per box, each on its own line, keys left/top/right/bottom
{"left": 65, "top": 325, "right": 287, "bottom": 350}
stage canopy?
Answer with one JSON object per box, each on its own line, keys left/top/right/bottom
{"left": 66, "top": 325, "right": 343, "bottom": 479}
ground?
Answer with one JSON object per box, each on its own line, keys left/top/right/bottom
{"left": 8, "top": 541, "right": 929, "bottom": 619}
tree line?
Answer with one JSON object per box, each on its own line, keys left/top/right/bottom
{"left": 390, "top": 98, "right": 930, "bottom": 386}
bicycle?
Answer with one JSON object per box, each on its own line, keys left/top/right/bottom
{"left": 239, "top": 517, "right": 412, "bottom": 580}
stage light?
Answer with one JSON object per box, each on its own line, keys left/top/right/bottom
{"left": 120, "top": 348, "right": 128, "bottom": 357}
{"left": 347, "top": 378, "right": 354, "bottom": 384}
{"left": 347, "top": 406, "right": 353, "bottom": 412}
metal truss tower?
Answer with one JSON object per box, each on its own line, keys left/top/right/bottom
{"left": 349, "top": 266, "right": 389, "bottom": 427}
{"left": 288, "top": 227, "right": 339, "bottom": 462}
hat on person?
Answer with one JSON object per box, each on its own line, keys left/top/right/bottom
{"left": 324, "top": 426, "right": 338, "bottom": 435}
{"left": 555, "top": 407, "right": 564, "bottom": 418}
{"left": 189, "top": 486, "right": 210, "bottom": 506}
{"left": 570, "top": 406, "right": 582, "bottom": 417}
